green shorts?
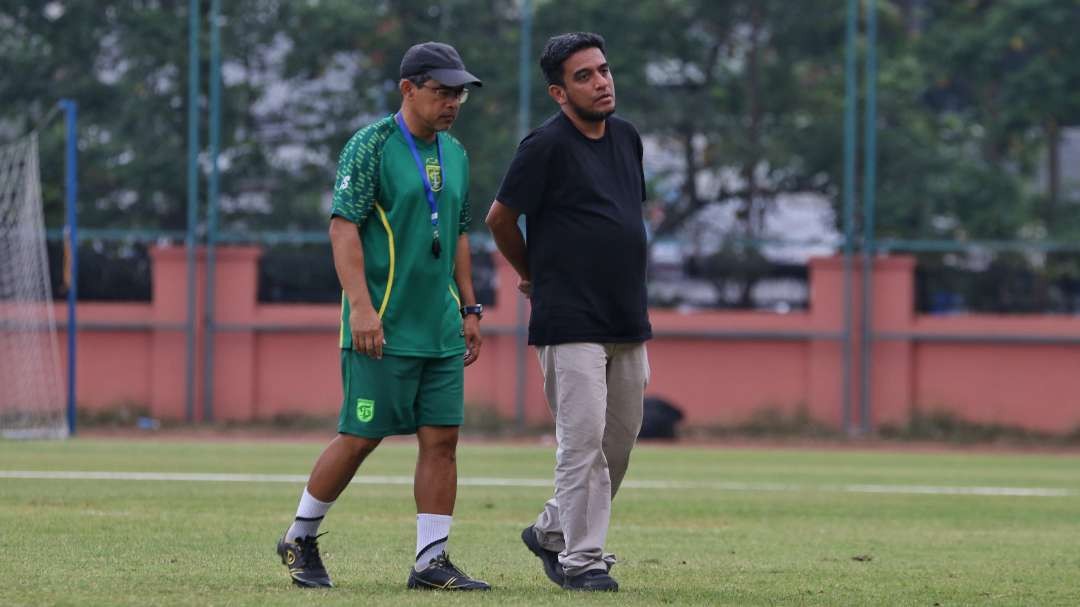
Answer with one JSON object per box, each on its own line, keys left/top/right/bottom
{"left": 338, "top": 350, "right": 464, "bottom": 438}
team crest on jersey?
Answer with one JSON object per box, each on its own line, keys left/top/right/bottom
{"left": 337, "top": 174, "right": 351, "bottom": 192}
{"left": 425, "top": 158, "right": 443, "bottom": 192}
{"left": 356, "top": 398, "right": 374, "bottom": 422}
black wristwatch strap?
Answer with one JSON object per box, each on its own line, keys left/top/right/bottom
{"left": 460, "top": 304, "right": 483, "bottom": 319}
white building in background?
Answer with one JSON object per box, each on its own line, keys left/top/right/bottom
{"left": 641, "top": 135, "right": 842, "bottom": 311}
{"left": 1042, "top": 127, "right": 1080, "bottom": 203}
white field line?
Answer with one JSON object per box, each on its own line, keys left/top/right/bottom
{"left": 0, "top": 470, "right": 1075, "bottom": 497}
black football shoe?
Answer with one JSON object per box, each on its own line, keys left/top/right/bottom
{"left": 406, "top": 553, "right": 491, "bottom": 591}
{"left": 563, "top": 568, "right": 618, "bottom": 592}
{"left": 521, "top": 525, "right": 565, "bottom": 587}
{"left": 276, "top": 533, "right": 333, "bottom": 588}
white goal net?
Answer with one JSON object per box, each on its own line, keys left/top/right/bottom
{"left": 0, "top": 133, "right": 68, "bottom": 439}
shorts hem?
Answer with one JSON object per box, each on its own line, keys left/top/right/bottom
{"left": 416, "top": 419, "right": 463, "bottom": 428}
{"left": 363, "top": 348, "right": 468, "bottom": 358}
{"left": 337, "top": 426, "right": 417, "bottom": 439}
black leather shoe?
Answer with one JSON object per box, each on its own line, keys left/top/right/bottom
{"left": 521, "top": 525, "right": 565, "bottom": 587}
{"left": 276, "top": 533, "right": 333, "bottom": 588}
{"left": 407, "top": 553, "right": 491, "bottom": 591}
{"left": 563, "top": 568, "right": 618, "bottom": 592}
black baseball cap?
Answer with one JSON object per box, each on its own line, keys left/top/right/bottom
{"left": 400, "top": 42, "right": 483, "bottom": 87}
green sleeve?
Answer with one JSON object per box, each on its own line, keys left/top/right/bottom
{"left": 458, "top": 153, "right": 471, "bottom": 234}
{"left": 330, "top": 132, "right": 380, "bottom": 225}
{"left": 458, "top": 194, "right": 472, "bottom": 235}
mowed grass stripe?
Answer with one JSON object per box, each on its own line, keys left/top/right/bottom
{"left": 3, "top": 440, "right": 1080, "bottom": 606}
{"left": 1, "top": 469, "right": 1075, "bottom": 497}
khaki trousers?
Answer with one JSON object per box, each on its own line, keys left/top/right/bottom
{"left": 532, "top": 342, "right": 649, "bottom": 576}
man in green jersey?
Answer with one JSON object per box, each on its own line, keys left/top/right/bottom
{"left": 276, "top": 42, "right": 489, "bottom": 592}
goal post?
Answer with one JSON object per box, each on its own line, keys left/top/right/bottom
{"left": 0, "top": 104, "right": 75, "bottom": 439}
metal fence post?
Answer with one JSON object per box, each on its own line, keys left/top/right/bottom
{"left": 841, "top": 0, "right": 858, "bottom": 436}
{"left": 185, "top": 0, "right": 200, "bottom": 423}
{"left": 60, "top": 99, "right": 78, "bottom": 435}
{"left": 203, "top": 0, "right": 221, "bottom": 423}
{"left": 860, "top": 0, "right": 879, "bottom": 435}
{"left": 513, "top": 0, "right": 532, "bottom": 431}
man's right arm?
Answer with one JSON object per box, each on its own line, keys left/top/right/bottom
{"left": 329, "top": 216, "right": 384, "bottom": 358}
{"left": 490, "top": 128, "right": 552, "bottom": 296}
{"left": 484, "top": 201, "right": 531, "bottom": 296}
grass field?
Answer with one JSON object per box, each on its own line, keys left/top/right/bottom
{"left": 2, "top": 438, "right": 1079, "bottom": 606}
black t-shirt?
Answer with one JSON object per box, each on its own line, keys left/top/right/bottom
{"left": 496, "top": 111, "right": 652, "bottom": 346}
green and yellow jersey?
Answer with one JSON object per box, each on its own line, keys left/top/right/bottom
{"left": 330, "top": 114, "right": 471, "bottom": 357}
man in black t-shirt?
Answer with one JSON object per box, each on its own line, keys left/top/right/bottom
{"left": 486, "top": 32, "right": 651, "bottom": 593}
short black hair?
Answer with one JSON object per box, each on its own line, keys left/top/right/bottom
{"left": 539, "top": 32, "right": 606, "bottom": 86}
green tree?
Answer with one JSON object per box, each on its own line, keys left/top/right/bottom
{"left": 919, "top": 0, "right": 1080, "bottom": 233}
{"left": 5, "top": 0, "right": 1078, "bottom": 278}
{"left": 1, "top": 0, "right": 192, "bottom": 230}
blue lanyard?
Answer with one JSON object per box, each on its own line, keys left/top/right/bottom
{"left": 395, "top": 112, "right": 443, "bottom": 258}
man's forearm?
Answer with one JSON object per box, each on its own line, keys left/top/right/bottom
{"left": 329, "top": 217, "right": 374, "bottom": 311}
{"left": 453, "top": 233, "right": 478, "bottom": 306}
{"left": 488, "top": 222, "right": 529, "bottom": 280}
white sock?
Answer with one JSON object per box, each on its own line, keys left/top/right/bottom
{"left": 414, "top": 513, "right": 452, "bottom": 570}
{"left": 285, "top": 488, "right": 334, "bottom": 542}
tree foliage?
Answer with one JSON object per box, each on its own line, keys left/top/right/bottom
{"left": 2, "top": 0, "right": 1078, "bottom": 249}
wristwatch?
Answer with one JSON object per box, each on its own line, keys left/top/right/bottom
{"left": 460, "top": 304, "right": 483, "bottom": 320}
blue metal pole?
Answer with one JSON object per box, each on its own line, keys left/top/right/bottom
{"left": 185, "top": 0, "right": 200, "bottom": 423}
{"left": 60, "top": 99, "right": 78, "bottom": 436}
{"left": 840, "top": 0, "right": 858, "bottom": 436}
{"left": 513, "top": 0, "right": 532, "bottom": 431}
{"left": 517, "top": 0, "right": 532, "bottom": 146}
{"left": 203, "top": 0, "right": 221, "bottom": 423}
{"left": 860, "top": 0, "right": 879, "bottom": 435}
